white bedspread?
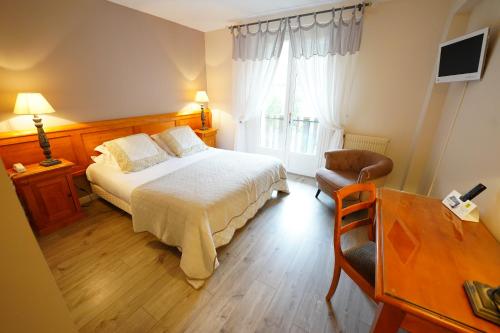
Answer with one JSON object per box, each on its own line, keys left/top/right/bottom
{"left": 130, "top": 150, "right": 288, "bottom": 288}
{"left": 86, "top": 148, "right": 220, "bottom": 203}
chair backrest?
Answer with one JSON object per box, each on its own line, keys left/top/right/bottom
{"left": 332, "top": 183, "right": 376, "bottom": 255}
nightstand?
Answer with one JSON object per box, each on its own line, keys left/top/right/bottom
{"left": 195, "top": 128, "right": 217, "bottom": 147}
{"left": 8, "top": 158, "right": 84, "bottom": 235}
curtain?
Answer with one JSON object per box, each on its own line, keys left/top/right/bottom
{"left": 295, "top": 54, "right": 358, "bottom": 159}
{"left": 288, "top": 8, "right": 364, "bottom": 59}
{"left": 289, "top": 6, "right": 364, "bottom": 162}
{"left": 232, "top": 20, "right": 286, "bottom": 151}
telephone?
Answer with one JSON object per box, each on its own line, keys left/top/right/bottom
{"left": 13, "top": 163, "right": 26, "bottom": 173}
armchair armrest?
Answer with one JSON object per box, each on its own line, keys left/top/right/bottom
{"left": 358, "top": 158, "right": 393, "bottom": 182}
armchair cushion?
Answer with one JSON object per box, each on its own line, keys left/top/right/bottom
{"left": 316, "top": 168, "right": 358, "bottom": 195}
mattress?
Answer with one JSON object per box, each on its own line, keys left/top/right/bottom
{"left": 86, "top": 148, "right": 219, "bottom": 203}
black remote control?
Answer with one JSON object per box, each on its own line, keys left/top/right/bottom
{"left": 460, "top": 183, "right": 487, "bottom": 202}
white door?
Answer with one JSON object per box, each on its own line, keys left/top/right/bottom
{"left": 251, "top": 40, "right": 321, "bottom": 177}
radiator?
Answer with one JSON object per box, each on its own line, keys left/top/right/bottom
{"left": 343, "top": 133, "right": 390, "bottom": 155}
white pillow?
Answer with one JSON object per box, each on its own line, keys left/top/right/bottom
{"left": 91, "top": 154, "right": 120, "bottom": 170}
{"left": 92, "top": 145, "right": 120, "bottom": 169}
{"left": 156, "top": 126, "right": 207, "bottom": 157}
{"left": 151, "top": 134, "right": 175, "bottom": 156}
{"left": 103, "top": 133, "right": 169, "bottom": 172}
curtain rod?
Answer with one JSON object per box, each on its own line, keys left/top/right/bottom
{"left": 227, "top": 2, "right": 370, "bottom": 30}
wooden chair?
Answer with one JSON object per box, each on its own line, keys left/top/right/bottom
{"left": 326, "top": 183, "right": 453, "bottom": 333}
{"left": 326, "top": 182, "right": 377, "bottom": 301}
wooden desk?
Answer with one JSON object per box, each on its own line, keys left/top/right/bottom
{"left": 373, "top": 189, "right": 500, "bottom": 333}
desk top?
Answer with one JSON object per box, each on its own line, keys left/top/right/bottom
{"left": 376, "top": 189, "right": 500, "bottom": 333}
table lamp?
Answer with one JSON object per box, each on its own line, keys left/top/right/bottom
{"left": 194, "top": 90, "right": 209, "bottom": 130}
{"left": 13, "top": 93, "right": 61, "bottom": 166}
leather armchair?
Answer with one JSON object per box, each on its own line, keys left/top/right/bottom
{"left": 315, "top": 149, "right": 393, "bottom": 199}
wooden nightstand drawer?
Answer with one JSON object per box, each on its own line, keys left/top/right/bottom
{"left": 30, "top": 175, "right": 78, "bottom": 223}
{"left": 9, "top": 159, "right": 83, "bottom": 235}
{"left": 203, "top": 135, "right": 216, "bottom": 148}
{"left": 194, "top": 128, "right": 217, "bottom": 148}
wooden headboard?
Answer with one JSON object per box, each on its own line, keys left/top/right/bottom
{"left": 0, "top": 111, "right": 210, "bottom": 176}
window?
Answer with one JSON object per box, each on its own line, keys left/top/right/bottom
{"left": 260, "top": 40, "right": 320, "bottom": 155}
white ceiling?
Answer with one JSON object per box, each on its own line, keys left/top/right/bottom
{"left": 107, "top": 0, "right": 349, "bottom": 32}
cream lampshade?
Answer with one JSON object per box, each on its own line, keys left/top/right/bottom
{"left": 194, "top": 91, "right": 209, "bottom": 103}
{"left": 13, "top": 93, "right": 61, "bottom": 166}
{"left": 13, "top": 93, "right": 56, "bottom": 115}
{"left": 194, "top": 90, "right": 209, "bottom": 130}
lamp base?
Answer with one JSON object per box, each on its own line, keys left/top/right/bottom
{"left": 200, "top": 126, "right": 209, "bottom": 131}
{"left": 40, "top": 159, "right": 62, "bottom": 167}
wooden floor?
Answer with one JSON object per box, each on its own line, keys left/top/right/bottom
{"left": 39, "top": 175, "right": 378, "bottom": 333}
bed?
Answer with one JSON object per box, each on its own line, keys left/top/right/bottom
{"left": 86, "top": 147, "right": 289, "bottom": 288}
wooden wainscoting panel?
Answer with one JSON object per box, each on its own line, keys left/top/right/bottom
{"left": 46, "top": 136, "right": 79, "bottom": 165}
{"left": 176, "top": 114, "right": 203, "bottom": 129}
{"left": 81, "top": 127, "right": 134, "bottom": 158}
{"left": 0, "top": 139, "right": 45, "bottom": 167}
{"left": 134, "top": 120, "right": 176, "bottom": 135}
{"left": 0, "top": 111, "right": 211, "bottom": 175}
{"left": 0, "top": 135, "right": 77, "bottom": 168}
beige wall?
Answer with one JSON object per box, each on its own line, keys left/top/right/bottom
{"left": 345, "top": 0, "right": 454, "bottom": 188}
{"left": 204, "top": 0, "right": 455, "bottom": 188}
{"left": 403, "top": 10, "right": 471, "bottom": 193}
{"left": 0, "top": 0, "right": 206, "bottom": 131}
{"left": 0, "top": 166, "right": 77, "bottom": 332}
{"left": 421, "top": 0, "right": 500, "bottom": 240}
{"left": 205, "top": 29, "right": 235, "bottom": 149}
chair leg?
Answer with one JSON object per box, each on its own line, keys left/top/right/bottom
{"left": 326, "top": 261, "right": 341, "bottom": 302}
{"left": 315, "top": 189, "right": 321, "bottom": 198}
{"left": 368, "top": 223, "right": 375, "bottom": 242}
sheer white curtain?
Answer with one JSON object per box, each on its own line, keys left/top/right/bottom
{"left": 289, "top": 6, "right": 364, "bottom": 163}
{"left": 295, "top": 54, "right": 357, "bottom": 153}
{"left": 232, "top": 20, "right": 286, "bottom": 151}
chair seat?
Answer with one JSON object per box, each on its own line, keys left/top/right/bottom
{"left": 316, "top": 168, "right": 358, "bottom": 196}
{"left": 344, "top": 241, "right": 376, "bottom": 286}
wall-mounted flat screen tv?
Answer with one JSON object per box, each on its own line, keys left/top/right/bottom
{"left": 436, "top": 27, "right": 489, "bottom": 83}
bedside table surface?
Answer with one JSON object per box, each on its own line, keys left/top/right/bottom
{"left": 8, "top": 158, "right": 74, "bottom": 180}
{"left": 194, "top": 128, "right": 217, "bottom": 134}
